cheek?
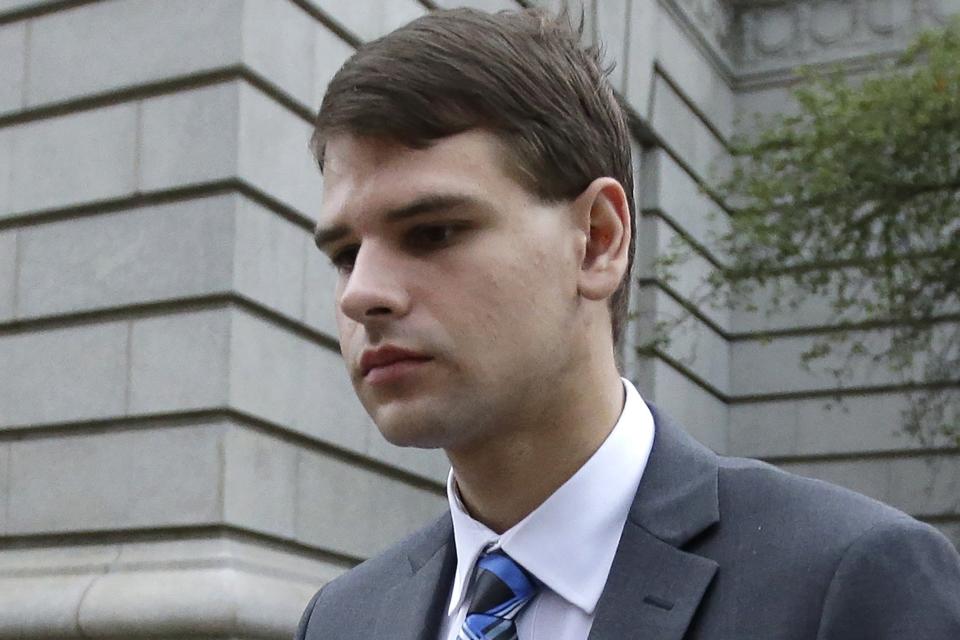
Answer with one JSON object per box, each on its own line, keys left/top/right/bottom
{"left": 466, "top": 248, "right": 573, "bottom": 343}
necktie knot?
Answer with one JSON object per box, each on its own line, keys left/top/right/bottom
{"left": 459, "top": 551, "right": 539, "bottom": 640}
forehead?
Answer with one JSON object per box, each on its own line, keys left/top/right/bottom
{"left": 318, "top": 131, "right": 522, "bottom": 225}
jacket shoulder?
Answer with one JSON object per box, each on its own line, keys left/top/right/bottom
{"left": 691, "top": 455, "right": 960, "bottom": 637}
{"left": 715, "top": 454, "right": 910, "bottom": 547}
{"left": 815, "top": 514, "right": 960, "bottom": 638}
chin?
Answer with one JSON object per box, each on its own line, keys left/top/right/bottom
{"left": 375, "top": 421, "right": 450, "bottom": 449}
{"left": 369, "top": 404, "right": 456, "bottom": 450}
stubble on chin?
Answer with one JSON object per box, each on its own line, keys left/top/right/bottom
{"left": 367, "top": 394, "right": 487, "bottom": 451}
{"left": 364, "top": 398, "right": 448, "bottom": 450}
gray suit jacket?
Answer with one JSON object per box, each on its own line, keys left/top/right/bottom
{"left": 296, "top": 405, "right": 960, "bottom": 639}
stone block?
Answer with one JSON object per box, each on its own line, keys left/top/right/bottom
{"left": 15, "top": 195, "right": 236, "bottom": 319}
{"left": 730, "top": 326, "right": 954, "bottom": 396}
{"left": 228, "top": 307, "right": 369, "bottom": 454}
{"left": 730, "top": 271, "right": 946, "bottom": 335}
{"left": 308, "top": 0, "right": 426, "bottom": 42}
{"left": 650, "top": 73, "right": 728, "bottom": 184}
{"left": 78, "top": 567, "right": 311, "bottom": 638}
{"left": 654, "top": 7, "right": 735, "bottom": 139}
{"left": 223, "top": 426, "right": 298, "bottom": 539}
{"left": 4, "top": 103, "right": 138, "bottom": 217}
{"left": 301, "top": 242, "right": 340, "bottom": 338}
{"left": 886, "top": 453, "right": 960, "bottom": 517}
{"left": 0, "top": 574, "right": 95, "bottom": 638}
{"left": 128, "top": 309, "right": 231, "bottom": 414}
{"left": 647, "top": 358, "right": 729, "bottom": 454}
{"left": 645, "top": 288, "right": 730, "bottom": 396}
{"left": 233, "top": 196, "right": 307, "bottom": 322}
{"left": 793, "top": 393, "right": 948, "bottom": 457}
{"left": 624, "top": 0, "right": 658, "bottom": 116}
{"left": 0, "top": 127, "right": 9, "bottom": 214}
{"left": 641, "top": 148, "right": 728, "bottom": 258}
{"left": 735, "top": 83, "right": 802, "bottom": 138}
{"left": 0, "top": 22, "right": 26, "bottom": 115}
{"left": 0, "top": 443, "right": 8, "bottom": 533}
{"left": 0, "top": 536, "right": 342, "bottom": 639}
{"left": 295, "top": 447, "right": 446, "bottom": 558}
{"left": 26, "top": 0, "right": 242, "bottom": 107}
{"left": 138, "top": 83, "right": 240, "bottom": 191}
{"left": 237, "top": 83, "right": 324, "bottom": 220}
{"left": 934, "top": 521, "right": 960, "bottom": 549}
{"left": 728, "top": 399, "right": 799, "bottom": 458}
{"left": 780, "top": 458, "right": 891, "bottom": 506}
{"left": 296, "top": 330, "right": 373, "bottom": 450}
{"left": 313, "top": 23, "right": 356, "bottom": 109}
{"left": 0, "top": 230, "right": 16, "bottom": 321}
{"left": 636, "top": 216, "right": 730, "bottom": 333}
{"left": 6, "top": 423, "right": 223, "bottom": 534}
{"left": 730, "top": 337, "right": 825, "bottom": 396}
{"left": 731, "top": 276, "right": 845, "bottom": 335}
{"left": 594, "top": 0, "right": 630, "bottom": 92}
{"left": 630, "top": 353, "right": 658, "bottom": 402}
{"left": 0, "top": 321, "right": 128, "bottom": 428}
{"left": 731, "top": 393, "right": 943, "bottom": 459}
{"left": 633, "top": 213, "right": 659, "bottom": 279}
{"left": 241, "top": 0, "right": 317, "bottom": 108}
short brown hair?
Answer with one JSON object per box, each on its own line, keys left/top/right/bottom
{"left": 312, "top": 7, "right": 635, "bottom": 344}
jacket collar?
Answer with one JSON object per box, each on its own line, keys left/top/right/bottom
{"left": 587, "top": 402, "right": 720, "bottom": 640}
{"left": 372, "top": 512, "right": 456, "bottom": 640}
{"left": 628, "top": 402, "right": 720, "bottom": 544}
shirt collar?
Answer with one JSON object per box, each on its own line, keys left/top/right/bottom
{"left": 446, "top": 378, "right": 655, "bottom": 615}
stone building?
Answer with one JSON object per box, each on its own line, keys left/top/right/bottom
{"left": 0, "top": 0, "right": 957, "bottom": 637}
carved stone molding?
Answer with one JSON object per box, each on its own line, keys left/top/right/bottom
{"left": 0, "top": 535, "right": 336, "bottom": 639}
{"left": 670, "top": 0, "right": 738, "bottom": 62}
{"left": 735, "top": 0, "right": 960, "bottom": 80}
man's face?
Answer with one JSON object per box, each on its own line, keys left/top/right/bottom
{"left": 316, "top": 131, "right": 587, "bottom": 452}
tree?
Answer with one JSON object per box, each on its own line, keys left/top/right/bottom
{"left": 658, "top": 18, "right": 960, "bottom": 445}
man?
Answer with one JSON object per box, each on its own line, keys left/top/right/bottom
{"left": 296, "top": 7, "right": 960, "bottom": 640}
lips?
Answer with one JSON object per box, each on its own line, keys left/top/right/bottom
{"left": 360, "top": 345, "right": 433, "bottom": 378}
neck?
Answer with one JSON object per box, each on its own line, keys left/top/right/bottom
{"left": 446, "top": 347, "right": 625, "bottom": 534}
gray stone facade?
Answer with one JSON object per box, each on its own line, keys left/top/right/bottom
{"left": 0, "top": 0, "right": 957, "bottom": 637}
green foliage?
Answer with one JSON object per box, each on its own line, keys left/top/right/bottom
{"left": 658, "top": 18, "right": 960, "bottom": 444}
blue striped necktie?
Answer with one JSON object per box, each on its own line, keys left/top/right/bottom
{"left": 458, "top": 551, "right": 539, "bottom": 640}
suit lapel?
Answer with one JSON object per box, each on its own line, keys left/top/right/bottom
{"left": 588, "top": 403, "right": 721, "bottom": 640}
{"left": 373, "top": 513, "right": 457, "bottom": 640}
{"left": 587, "top": 520, "right": 718, "bottom": 640}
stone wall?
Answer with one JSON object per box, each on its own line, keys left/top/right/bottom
{"left": 0, "top": 0, "right": 956, "bottom": 637}
{"left": 0, "top": 1, "right": 447, "bottom": 637}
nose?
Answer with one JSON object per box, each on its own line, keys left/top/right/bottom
{"left": 338, "top": 243, "right": 410, "bottom": 324}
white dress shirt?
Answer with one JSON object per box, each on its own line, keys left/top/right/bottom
{"left": 438, "top": 378, "right": 655, "bottom": 640}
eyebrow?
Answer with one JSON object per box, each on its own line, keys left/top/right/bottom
{"left": 314, "top": 193, "right": 483, "bottom": 252}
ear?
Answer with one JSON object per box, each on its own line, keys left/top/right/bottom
{"left": 573, "top": 177, "right": 631, "bottom": 301}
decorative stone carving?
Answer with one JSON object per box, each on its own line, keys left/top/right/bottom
{"left": 864, "top": 0, "right": 913, "bottom": 35}
{"left": 928, "top": 0, "right": 960, "bottom": 22}
{"left": 671, "top": 0, "right": 737, "bottom": 55}
{"left": 753, "top": 5, "right": 800, "bottom": 53}
{"left": 733, "top": 0, "right": 960, "bottom": 81}
{"left": 809, "top": 0, "right": 856, "bottom": 44}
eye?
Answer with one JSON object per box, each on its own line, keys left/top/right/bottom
{"left": 329, "top": 245, "right": 359, "bottom": 273}
{"left": 407, "top": 223, "right": 465, "bottom": 250}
